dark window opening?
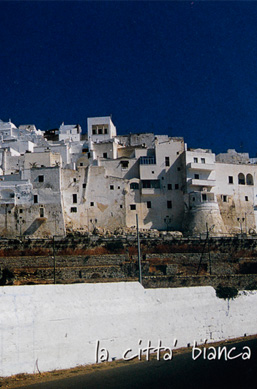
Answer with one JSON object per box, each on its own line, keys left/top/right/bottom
{"left": 110, "top": 185, "right": 114, "bottom": 190}
{"left": 167, "top": 201, "right": 172, "bottom": 209}
{"left": 19, "top": 209, "right": 23, "bottom": 214}
{"left": 168, "top": 184, "right": 172, "bottom": 190}
{"left": 73, "top": 178, "right": 77, "bottom": 183}
{"left": 130, "top": 182, "right": 139, "bottom": 190}
{"left": 222, "top": 195, "right": 227, "bottom": 202}
{"left": 245, "top": 196, "right": 249, "bottom": 201}
{"left": 104, "top": 128, "right": 108, "bottom": 134}
{"left": 121, "top": 160, "right": 129, "bottom": 169}
{"left": 40, "top": 208, "right": 44, "bottom": 217}
{"left": 98, "top": 128, "right": 103, "bottom": 134}
{"left": 34, "top": 195, "right": 38, "bottom": 204}
{"left": 202, "top": 194, "right": 207, "bottom": 201}
{"left": 142, "top": 180, "right": 160, "bottom": 189}
{"left": 90, "top": 202, "right": 94, "bottom": 206}
{"left": 38, "top": 175, "right": 44, "bottom": 183}
{"left": 194, "top": 174, "right": 199, "bottom": 179}
{"left": 147, "top": 201, "right": 151, "bottom": 209}
{"left": 73, "top": 194, "right": 77, "bottom": 204}
{"left": 228, "top": 176, "right": 233, "bottom": 184}
{"left": 120, "top": 205, "right": 123, "bottom": 208}
{"left": 80, "top": 163, "right": 83, "bottom": 166}
{"left": 238, "top": 173, "right": 245, "bottom": 185}
{"left": 83, "top": 183, "right": 86, "bottom": 188}
{"left": 92, "top": 129, "right": 97, "bottom": 135}
{"left": 71, "top": 207, "right": 77, "bottom": 213}
{"left": 194, "top": 157, "right": 198, "bottom": 163}
{"left": 103, "top": 152, "right": 108, "bottom": 158}
{"left": 130, "top": 204, "right": 136, "bottom": 210}
{"left": 175, "top": 184, "right": 179, "bottom": 190}
{"left": 201, "top": 158, "right": 205, "bottom": 164}
{"left": 165, "top": 157, "right": 170, "bottom": 167}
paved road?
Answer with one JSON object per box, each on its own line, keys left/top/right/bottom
{"left": 22, "top": 338, "right": 257, "bottom": 389}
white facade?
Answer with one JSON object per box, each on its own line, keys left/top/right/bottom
{"left": 0, "top": 117, "right": 257, "bottom": 236}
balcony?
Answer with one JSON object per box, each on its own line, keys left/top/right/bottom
{"left": 139, "top": 156, "right": 156, "bottom": 165}
{"left": 187, "top": 162, "right": 214, "bottom": 171}
{"left": 141, "top": 188, "right": 161, "bottom": 196}
{"left": 188, "top": 178, "right": 216, "bottom": 187}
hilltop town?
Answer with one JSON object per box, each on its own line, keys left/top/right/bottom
{"left": 0, "top": 116, "right": 256, "bottom": 238}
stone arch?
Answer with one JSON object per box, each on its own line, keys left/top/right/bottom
{"left": 246, "top": 173, "right": 254, "bottom": 185}
{"left": 238, "top": 173, "right": 245, "bottom": 185}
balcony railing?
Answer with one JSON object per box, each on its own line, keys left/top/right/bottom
{"left": 188, "top": 178, "right": 216, "bottom": 187}
{"left": 139, "top": 156, "right": 156, "bottom": 165}
{"left": 187, "top": 162, "right": 215, "bottom": 171}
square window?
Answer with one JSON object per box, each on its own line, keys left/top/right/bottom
{"left": 175, "top": 184, "right": 179, "bottom": 189}
{"left": 168, "top": 184, "right": 172, "bottom": 190}
{"left": 152, "top": 171, "right": 154, "bottom": 174}
{"left": 90, "top": 202, "right": 94, "bottom": 207}
{"left": 121, "top": 161, "right": 129, "bottom": 169}
{"left": 120, "top": 205, "right": 123, "bottom": 208}
{"left": 147, "top": 201, "right": 151, "bottom": 209}
{"left": 194, "top": 174, "right": 199, "bottom": 179}
{"left": 177, "top": 167, "right": 181, "bottom": 171}
{"left": 130, "top": 204, "right": 136, "bottom": 210}
{"left": 103, "top": 152, "right": 108, "bottom": 158}
{"left": 73, "top": 194, "right": 77, "bottom": 204}
{"left": 110, "top": 185, "right": 114, "bottom": 190}
{"left": 228, "top": 176, "right": 233, "bottom": 184}
{"left": 98, "top": 128, "right": 103, "bottom": 134}
{"left": 19, "top": 209, "right": 23, "bottom": 214}
{"left": 167, "top": 200, "right": 172, "bottom": 209}
{"left": 38, "top": 175, "right": 44, "bottom": 183}
{"left": 73, "top": 178, "right": 77, "bottom": 183}
{"left": 70, "top": 207, "right": 77, "bottom": 213}
{"left": 194, "top": 157, "right": 198, "bottom": 163}
{"left": 80, "top": 163, "right": 83, "bottom": 166}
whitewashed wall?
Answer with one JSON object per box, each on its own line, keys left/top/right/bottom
{"left": 0, "top": 282, "right": 256, "bottom": 377}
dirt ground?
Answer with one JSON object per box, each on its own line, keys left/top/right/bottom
{"left": 1, "top": 334, "right": 256, "bottom": 388}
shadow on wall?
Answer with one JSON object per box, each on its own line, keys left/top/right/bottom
{"left": 23, "top": 218, "right": 46, "bottom": 235}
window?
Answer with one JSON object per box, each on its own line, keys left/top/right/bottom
{"left": 247, "top": 174, "right": 254, "bottom": 185}
{"left": 121, "top": 160, "right": 129, "bottom": 169}
{"left": 110, "top": 185, "right": 114, "bottom": 190}
{"left": 38, "top": 175, "right": 44, "bottom": 183}
{"left": 19, "top": 209, "right": 23, "bottom": 214}
{"left": 103, "top": 152, "right": 107, "bottom": 158}
{"left": 130, "top": 182, "right": 139, "bottom": 190}
{"left": 201, "top": 158, "right": 205, "bottom": 164}
{"left": 40, "top": 208, "right": 44, "bottom": 217}
{"left": 168, "top": 184, "right": 172, "bottom": 190}
{"left": 222, "top": 195, "right": 227, "bottom": 202}
{"left": 73, "top": 178, "right": 77, "bottom": 183}
{"left": 104, "top": 128, "right": 108, "bottom": 134}
{"left": 194, "top": 174, "right": 199, "bottom": 179}
{"left": 82, "top": 148, "right": 88, "bottom": 153}
{"left": 167, "top": 201, "right": 172, "bottom": 209}
{"left": 70, "top": 207, "right": 77, "bottom": 213}
{"left": 165, "top": 157, "right": 170, "bottom": 167}
{"left": 228, "top": 176, "right": 233, "bottom": 184}
{"left": 80, "top": 163, "right": 83, "bottom": 166}
{"left": 142, "top": 180, "right": 160, "bottom": 189}
{"left": 130, "top": 204, "right": 136, "bottom": 210}
{"left": 92, "top": 129, "right": 96, "bottom": 135}
{"left": 87, "top": 152, "right": 91, "bottom": 158}
{"left": 238, "top": 173, "right": 245, "bottom": 185}
{"left": 120, "top": 205, "right": 123, "bottom": 208}
{"left": 194, "top": 157, "right": 198, "bottom": 163}
{"left": 83, "top": 183, "right": 86, "bottom": 188}
{"left": 202, "top": 194, "right": 207, "bottom": 201}
{"left": 192, "top": 197, "right": 195, "bottom": 201}
{"left": 175, "top": 184, "right": 179, "bottom": 190}
{"left": 98, "top": 128, "right": 103, "bottom": 134}
{"left": 177, "top": 167, "right": 181, "bottom": 171}
{"left": 90, "top": 202, "right": 94, "bottom": 206}
{"left": 245, "top": 196, "right": 249, "bottom": 201}
{"left": 147, "top": 201, "right": 151, "bottom": 209}
{"left": 73, "top": 194, "right": 77, "bottom": 204}
{"left": 34, "top": 195, "right": 38, "bottom": 204}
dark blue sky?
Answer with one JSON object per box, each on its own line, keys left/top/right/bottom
{"left": 1, "top": 1, "right": 257, "bottom": 155}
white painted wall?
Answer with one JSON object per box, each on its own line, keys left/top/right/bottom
{"left": 0, "top": 282, "right": 256, "bottom": 377}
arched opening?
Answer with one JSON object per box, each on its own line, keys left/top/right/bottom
{"left": 238, "top": 173, "right": 245, "bottom": 185}
{"left": 246, "top": 173, "right": 254, "bottom": 185}
{"left": 130, "top": 182, "right": 139, "bottom": 190}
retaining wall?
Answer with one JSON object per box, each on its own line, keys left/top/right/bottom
{"left": 0, "top": 282, "right": 257, "bottom": 377}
